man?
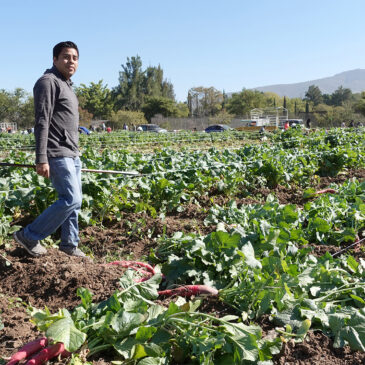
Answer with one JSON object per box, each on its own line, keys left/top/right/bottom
{"left": 13, "top": 41, "right": 85, "bottom": 257}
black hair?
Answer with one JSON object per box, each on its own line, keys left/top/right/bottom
{"left": 53, "top": 41, "right": 79, "bottom": 59}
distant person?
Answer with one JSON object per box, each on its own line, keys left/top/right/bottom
{"left": 284, "top": 121, "right": 289, "bottom": 130}
{"left": 102, "top": 122, "right": 106, "bottom": 131}
{"left": 106, "top": 126, "right": 112, "bottom": 133}
{"left": 349, "top": 120, "right": 354, "bottom": 127}
{"left": 306, "top": 118, "right": 311, "bottom": 129}
{"left": 341, "top": 122, "right": 346, "bottom": 128}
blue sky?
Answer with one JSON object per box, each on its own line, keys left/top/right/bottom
{"left": 1, "top": 0, "right": 364, "bottom": 101}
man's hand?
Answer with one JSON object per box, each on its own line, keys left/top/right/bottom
{"left": 36, "top": 163, "right": 50, "bottom": 178}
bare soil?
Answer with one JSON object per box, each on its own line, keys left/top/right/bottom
{"left": 1, "top": 168, "right": 365, "bottom": 364}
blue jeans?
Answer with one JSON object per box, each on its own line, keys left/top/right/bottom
{"left": 24, "top": 157, "right": 82, "bottom": 248}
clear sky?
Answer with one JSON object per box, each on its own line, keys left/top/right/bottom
{"left": 1, "top": 0, "right": 364, "bottom": 101}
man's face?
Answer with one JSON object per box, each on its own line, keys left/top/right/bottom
{"left": 53, "top": 47, "right": 78, "bottom": 79}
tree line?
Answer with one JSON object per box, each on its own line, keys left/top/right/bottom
{"left": 1, "top": 56, "right": 365, "bottom": 129}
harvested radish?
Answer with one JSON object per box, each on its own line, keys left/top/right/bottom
{"left": 6, "top": 337, "right": 48, "bottom": 365}
{"left": 158, "top": 285, "right": 218, "bottom": 298}
{"left": 134, "top": 270, "right": 154, "bottom": 283}
{"left": 315, "top": 188, "right": 337, "bottom": 195}
{"left": 60, "top": 349, "right": 72, "bottom": 358}
{"left": 25, "top": 343, "right": 64, "bottom": 365}
{"left": 106, "top": 260, "right": 155, "bottom": 274}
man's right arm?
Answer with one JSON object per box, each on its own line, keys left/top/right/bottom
{"left": 36, "top": 163, "right": 50, "bottom": 178}
{"left": 33, "top": 76, "right": 56, "bottom": 172}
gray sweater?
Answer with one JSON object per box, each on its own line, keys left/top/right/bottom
{"left": 33, "top": 66, "right": 79, "bottom": 164}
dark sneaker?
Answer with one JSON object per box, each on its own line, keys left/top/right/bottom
{"left": 13, "top": 230, "right": 47, "bottom": 257}
{"left": 60, "top": 246, "right": 86, "bottom": 258}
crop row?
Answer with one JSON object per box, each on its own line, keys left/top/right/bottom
{"left": 0, "top": 129, "right": 365, "bottom": 231}
{"left": 2, "top": 128, "right": 365, "bottom": 363}
{"left": 24, "top": 178, "right": 365, "bottom": 363}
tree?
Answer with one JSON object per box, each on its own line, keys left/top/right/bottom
{"left": 0, "top": 88, "right": 34, "bottom": 128}
{"left": 114, "top": 55, "right": 145, "bottom": 110}
{"left": 208, "top": 110, "right": 234, "bottom": 125}
{"left": 322, "top": 93, "right": 332, "bottom": 105}
{"left": 78, "top": 107, "right": 93, "bottom": 125}
{"left": 175, "top": 102, "right": 190, "bottom": 118}
{"left": 355, "top": 92, "right": 365, "bottom": 116}
{"left": 142, "top": 96, "right": 188, "bottom": 121}
{"left": 305, "top": 85, "right": 322, "bottom": 106}
{"left": 187, "top": 87, "right": 223, "bottom": 117}
{"left": 144, "top": 66, "right": 175, "bottom": 100}
{"left": 109, "top": 110, "right": 147, "bottom": 129}
{"left": 263, "top": 92, "right": 281, "bottom": 108}
{"left": 75, "top": 80, "right": 113, "bottom": 119}
{"left": 285, "top": 97, "right": 305, "bottom": 115}
{"left": 314, "top": 105, "right": 354, "bottom": 127}
{"left": 18, "top": 96, "right": 34, "bottom": 128}
{"left": 113, "top": 56, "right": 175, "bottom": 111}
{"left": 226, "top": 89, "right": 266, "bottom": 116}
{"left": 330, "top": 86, "right": 352, "bottom": 106}
{"left": 305, "top": 101, "right": 310, "bottom": 114}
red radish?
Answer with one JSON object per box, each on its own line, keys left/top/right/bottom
{"left": 315, "top": 188, "right": 337, "bottom": 195}
{"left": 130, "top": 267, "right": 153, "bottom": 282}
{"left": 6, "top": 337, "right": 48, "bottom": 365}
{"left": 134, "top": 273, "right": 154, "bottom": 283}
{"left": 158, "top": 285, "right": 218, "bottom": 298}
{"left": 60, "top": 349, "right": 72, "bottom": 358}
{"left": 104, "top": 260, "right": 157, "bottom": 283}
{"left": 25, "top": 343, "right": 64, "bottom": 365}
{"left": 105, "top": 260, "right": 155, "bottom": 274}
{"left": 129, "top": 266, "right": 151, "bottom": 276}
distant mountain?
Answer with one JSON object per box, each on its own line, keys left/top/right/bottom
{"left": 249, "top": 69, "right": 365, "bottom": 98}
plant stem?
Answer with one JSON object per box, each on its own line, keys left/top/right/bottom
{"left": 0, "top": 252, "right": 12, "bottom": 265}
{"left": 86, "top": 344, "right": 113, "bottom": 357}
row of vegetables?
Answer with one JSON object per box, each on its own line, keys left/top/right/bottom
{"left": 2, "top": 127, "right": 365, "bottom": 364}
{"left": 1, "top": 128, "right": 364, "bottom": 226}
{"left": 5, "top": 178, "right": 365, "bottom": 364}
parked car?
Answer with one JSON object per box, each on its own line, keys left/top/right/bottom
{"left": 205, "top": 124, "right": 233, "bottom": 133}
{"left": 137, "top": 124, "right": 167, "bottom": 133}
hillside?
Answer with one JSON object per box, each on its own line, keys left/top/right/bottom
{"left": 250, "top": 69, "right": 365, "bottom": 98}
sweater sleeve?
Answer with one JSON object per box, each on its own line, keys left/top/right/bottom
{"left": 33, "top": 77, "right": 56, "bottom": 164}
